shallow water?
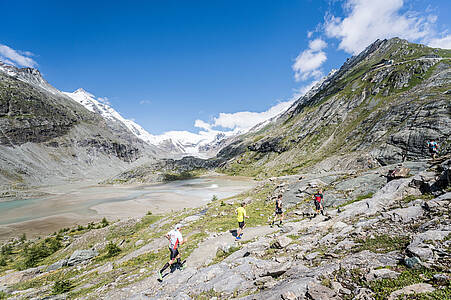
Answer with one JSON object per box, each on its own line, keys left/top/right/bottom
{"left": 0, "top": 176, "right": 254, "bottom": 227}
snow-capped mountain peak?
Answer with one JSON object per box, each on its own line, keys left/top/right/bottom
{"left": 63, "top": 89, "right": 231, "bottom": 157}
{"left": 0, "top": 61, "right": 59, "bottom": 95}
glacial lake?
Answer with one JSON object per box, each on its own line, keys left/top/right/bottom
{"left": 0, "top": 176, "right": 255, "bottom": 240}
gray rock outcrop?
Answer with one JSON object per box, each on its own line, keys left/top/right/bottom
{"left": 67, "top": 249, "right": 98, "bottom": 266}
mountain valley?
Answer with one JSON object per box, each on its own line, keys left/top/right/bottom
{"left": 0, "top": 38, "right": 450, "bottom": 300}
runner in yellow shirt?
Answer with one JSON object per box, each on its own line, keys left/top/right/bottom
{"left": 235, "top": 202, "right": 249, "bottom": 240}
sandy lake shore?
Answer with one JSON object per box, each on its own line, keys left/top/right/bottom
{"left": 0, "top": 176, "right": 255, "bottom": 241}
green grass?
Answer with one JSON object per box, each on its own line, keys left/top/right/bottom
{"left": 162, "top": 169, "right": 207, "bottom": 182}
{"left": 353, "top": 234, "right": 410, "bottom": 254}
{"left": 400, "top": 194, "right": 435, "bottom": 204}
{"left": 52, "top": 279, "right": 73, "bottom": 294}
{"left": 193, "top": 289, "right": 222, "bottom": 299}
{"left": 367, "top": 267, "right": 450, "bottom": 300}
{"left": 337, "top": 192, "right": 374, "bottom": 209}
{"left": 210, "top": 245, "right": 241, "bottom": 265}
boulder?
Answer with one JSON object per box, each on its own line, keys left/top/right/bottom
{"left": 386, "top": 167, "right": 410, "bottom": 182}
{"left": 306, "top": 281, "right": 338, "bottom": 300}
{"left": 365, "top": 268, "right": 400, "bottom": 281}
{"left": 218, "top": 242, "right": 235, "bottom": 254}
{"left": 67, "top": 249, "right": 98, "bottom": 266}
{"left": 270, "top": 236, "right": 292, "bottom": 249}
{"left": 335, "top": 172, "right": 386, "bottom": 197}
{"left": 404, "top": 256, "right": 422, "bottom": 268}
{"left": 406, "top": 244, "right": 433, "bottom": 261}
{"left": 260, "top": 262, "right": 292, "bottom": 278}
{"left": 331, "top": 281, "right": 351, "bottom": 295}
{"left": 281, "top": 291, "right": 297, "bottom": 300}
{"left": 47, "top": 259, "right": 68, "bottom": 272}
{"left": 388, "top": 283, "right": 435, "bottom": 300}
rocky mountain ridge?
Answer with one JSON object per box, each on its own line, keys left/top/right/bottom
{"left": 0, "top": 62, "right": 157, "bottom": 196}
{"left": 216, "top": 38, "right": 451, "bottom": 178}
{"left": 104, "top": 38, "right": 450, "bottom": 186}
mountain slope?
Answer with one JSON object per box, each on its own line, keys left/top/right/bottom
{"left": 217, "top": 38, "right": 451, "bottom": 178}
{"left": 0, "top": 62, "right": 156, "bottom": 195}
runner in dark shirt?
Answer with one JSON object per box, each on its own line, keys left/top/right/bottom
{"left": 271, "top": 194, "right": 284, "bottom": 227}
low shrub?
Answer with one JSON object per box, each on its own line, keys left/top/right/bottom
{"left": 52, "top": 279, "right": 72, "bottom": 294}
{"left": 105, "top": 242, "right": 121, "bottom": 258}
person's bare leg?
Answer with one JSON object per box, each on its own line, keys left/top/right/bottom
{"left": 271, "top": 214, "right": 277, "bottom": 226}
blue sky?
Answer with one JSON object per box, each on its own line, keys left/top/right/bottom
{"left": 1, "top": 0, "right": 450, "bottom": 135}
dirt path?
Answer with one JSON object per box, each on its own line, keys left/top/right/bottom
{"left": 187, "top": 225, "right": 278, "bottom": 268}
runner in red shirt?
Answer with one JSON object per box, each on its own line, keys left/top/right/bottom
{"left": 312, "top": 189, "right": 324, "bottom": 216}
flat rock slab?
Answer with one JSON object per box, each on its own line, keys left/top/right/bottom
{"left": 116, "top": 237, "right": 166, "bottom": 265}
{"left": 388, "top": 283, "right": 435, "bottom": 300}
{"left": 187, "top": 225, "right": 277, "bottom": 268}
{"left": 67, "top": 249, "right": 98, "bottom": 266}
{"left": 47, "top": 259, "right": 68, "bottom": 272}
{"left": 383, "top": 206, "right": 424, "bottom": 222}
{"left": 0, "top": 267, "right": 40, "bottom": 286}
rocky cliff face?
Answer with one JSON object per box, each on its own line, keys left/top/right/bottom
{"left": 217, "top": 38, "right": 451, "bottom": 178}
{"left": 0, "top": 62, "right": 156, "bottom": 195}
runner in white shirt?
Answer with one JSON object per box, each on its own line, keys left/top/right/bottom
{"left": 158, "top": 224, "right": 187, "bottom": 281}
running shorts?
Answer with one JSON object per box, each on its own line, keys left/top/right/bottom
{"left": 314, "top": 200, "right": 321, "bottom": 210}
{"left": 169, "top": 247, "right": 179, "bottom": 260}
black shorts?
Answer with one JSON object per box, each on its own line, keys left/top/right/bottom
{"left": 314, "top": 200, "right": 322, "bottom": 210}
{"left": 238, "top": 221, "right": 245, "bottom": 229}
{"left": 429, "top": 148, "right": 437, "bottom": 154}
{"left": 275, "top": 209, "right": 283, "bottom": 215}
{"left": 169, "top": 247, "right": 179, "bottom": 260}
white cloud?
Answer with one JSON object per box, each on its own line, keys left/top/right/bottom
{"left": 292, "top": 38, "right": 327, "bottom": 82}
{"left": 324, "top": 0, "right": 437, "bottom": 55}
{"left": 427, "top": 34, "right": 451, "bottom": 49}
{"left": 194, "top": 119, "right": 211, "bottom": 130}
{"left": 0, "top": 44, "right": 37, "bottom": 68}
{"left": 208, "top": 100, "right": 294, "bottom": 131}
{"left": 139, "top": 100, "right": 152, "bottom": 105}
